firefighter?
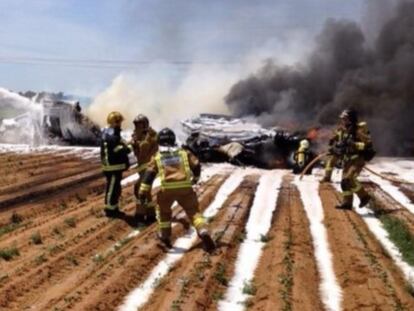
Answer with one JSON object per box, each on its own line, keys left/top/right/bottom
{"left": 138, "top": 128, "right": 215, "bottom": 252}
{"left": 74, "top": 101, "right": 81, "bottom": 113}
{"left": 292, "top": 139, "right": 314, "bottom": 174}
{"left": 329, "top": 109, "right": 375, "bottom": 210}
{"left": 130, "top": 114, "right": 158, "bottom": 224}
{"left": 100, "top": 111, "right": 132, "bottom": 217}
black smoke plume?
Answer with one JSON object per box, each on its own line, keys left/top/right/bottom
{"left": 225, "top": 1, "right": 414, "bottom": 155}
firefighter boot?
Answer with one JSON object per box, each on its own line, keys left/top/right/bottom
{"left": 104, "top": 207, "right": 122, "bottom": 218}
{"left": 355, "top": 187, "right": 371, "bottom": 208}
{"left": 135, "top": 215, "right": 146, "bottom": 227}
{"left": 134, "top": 199, "right": 149, "bottom": 226}
{"left": 335, "top": 194, "right": 353, "bottom": 210}
{"left": 337, "top": 179, "right": 353, "bottom": 210}
{"left": 156, "top": 232, "right": 172, "bottom": 249}
{"left": 198, "top": 229, "right": 215, "bottom": 253}
{"left": 335, "top": 202, "right": 353, "bottom": 210}
{"left": 359, "top": 195, "right": 372, "bottom": 208}
{"left": 145, "top": 205, "right": 157, "bottom": 224}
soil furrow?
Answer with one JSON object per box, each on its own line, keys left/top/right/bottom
{"left": 0, "top": 186, "right": 134, "bottom": 275}
{"left": 0, "top": 160, "right": 100, "bottom": 195}
{"left": 45, "top": 175, "right": 228, "bottom": 311}
{"left": 2, "top": 175, "right": 225, "bottom": 311}
{"left": 0, "top": 168, "right": 137, "bottom": 222}
{"left": 0, "top": 167, "right": 103, "bottom": 208}
{"left": 141, "top": 176, "right": 259, "bottom": 311}
{"left": 250, "top": 176, "right": 323, "bottom": 311}
{"left": 0, "top": 150, "right": 70, "bottom": 168}
{"left": 0, "top": 154, "right": 91, "bottom": 179}
{"left": 320, "top": 183, "right": 414, "bottom": 311}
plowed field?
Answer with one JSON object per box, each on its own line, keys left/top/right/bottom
{"left": 0, "top": 147, "right": 413, "bottom": 311}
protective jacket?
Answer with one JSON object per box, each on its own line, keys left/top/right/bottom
{"left": 100, "top": 127, "right": 132, "bottom": 172}
{"left": 131, "top": 127, "right": 158, "bottom": 173}
{"left": 332, "top": 121, "right": 373, "bottom": 208}
{"left": 329, "top": 122, "right": 374, "bottom": 161}
{"left": 140, "top": 147, "right": 200, "bottom": 193}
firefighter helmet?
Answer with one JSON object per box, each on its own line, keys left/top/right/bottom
{"left": 339, "top": 108, "right": 358, "bottom": 124}
{"left": 133, "top": 114, "right": 149, "bottom": 129}
{"left": 300, "top": 139, "right": 310, "bottom": 149}
{"left": 158, "top": 128, "right": 176, "bottom": 146}
{"left": 107, "top": 111, "right": 124, "bottom": 127}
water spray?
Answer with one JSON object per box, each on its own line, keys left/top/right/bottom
{"left": 0, "top": 88, "right": 45, "bottom": 146}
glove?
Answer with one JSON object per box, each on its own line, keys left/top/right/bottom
{"left": 346, "top": 142, "right": 357, "bottom": 154}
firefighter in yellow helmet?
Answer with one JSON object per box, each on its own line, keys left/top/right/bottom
{"left": 130, "top": 114, "right": 158, "bottom": 225}
{"left": 138, "top": 128, "right": 215, "bottom": 252}
{"left": 327, "top": 109, "right": 375, "bottom": 210}
{"left": 292, "top": 139, "right": 315, "bottom": 174}
{"left": 100, "top": 111, "right": 133, "bottom": 217}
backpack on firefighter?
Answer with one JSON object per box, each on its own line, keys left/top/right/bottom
{"left": 293, "top": 139, "right": 316, "bottom": 174}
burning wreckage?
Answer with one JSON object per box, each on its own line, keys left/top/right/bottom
{"left": 181, "top": 114, "right": 315, "bottom": 169}
{"left": 0, "top": 87, "right": 317, "bottom": 170}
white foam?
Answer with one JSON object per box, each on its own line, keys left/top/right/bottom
{"left": 369, "top": 158, "right": 414, "bottom": 183}
{"left": 0, "top": 143, "right": 98, "bottom": 154}
{"left": 294, "top": 175, "right": 342, "bottom": 311}
{"left": 218, "top": 170, "right": 285, "bottom": 310}
{"left": 367, "top": 172, "right": 414, "bottom": 215}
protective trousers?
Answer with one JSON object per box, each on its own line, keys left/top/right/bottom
{"left": 134, "top": 171, "right": 156, "bottom": 218}
{"left": 104, "top": 171, "right": 123, "bottom": 210}
{"left": 340, "top": 156, "right": 369, "bottom": 206}
{"left": 156, "top": 187, "right": 207, "bottom": 241}
{"left": 324, "top": 154, "right": 339, "bottom": 180}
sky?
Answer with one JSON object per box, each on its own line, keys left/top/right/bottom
{"left": 0, "top": 0, "right": 365, "bottom": 97}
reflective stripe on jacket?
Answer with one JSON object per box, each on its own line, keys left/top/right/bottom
{"left": 100, "top": 127, "right": 131, "bottom": 172}
{"left": 155, "top": 149, "right": 193, "bottom": 190}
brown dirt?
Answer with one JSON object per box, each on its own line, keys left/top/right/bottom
{"left": 320, "top": 183, "right": 414, "bottom": 311}
{"left": 0, "top": 152, "right": 108, "bottom": 210}
{"left": 141, "top": 176, "right": 259, "bottom": 311}
{"left": 16, "top": 175, "right": 228, "bottom": 311}
{"left": 1, "top": 149, "right": 414, "bottom": 311}
{"left": 250, "top": 176, "right": 324, "bottom": 311}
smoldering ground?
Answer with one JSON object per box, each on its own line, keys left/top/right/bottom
{"left": 225, "top": 0, "right": 414, "bottom": 155}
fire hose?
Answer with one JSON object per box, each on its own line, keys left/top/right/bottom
{"left": 299, "top": 152, "right": 414, "bottom": 185}
{"left": 299, "top": 152, "right": 328, "bottom": 181}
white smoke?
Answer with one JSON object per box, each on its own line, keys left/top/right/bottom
{"left": 85, "top": 37, "right": 314, "bottom": 133}
{"left": 86, "top": 64, "right": 245, "bottom": 131}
